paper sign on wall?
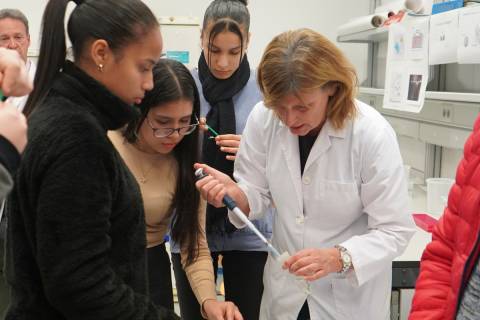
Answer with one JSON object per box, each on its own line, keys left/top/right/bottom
{"left": 458, "top": 6, "right": 480, "bottom": 64}
{"left": 383, "top": 15, "right": 430, "bottom": 113}
{"left": 429, "top": 10, "right": 459, "bottom": 65}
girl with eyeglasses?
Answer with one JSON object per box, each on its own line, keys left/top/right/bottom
{"left": 109, "top": 58, "right": 242, "bottom": 320}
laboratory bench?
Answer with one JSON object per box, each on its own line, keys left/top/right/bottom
{"left": 391, "top": 184, "right": 433, "bottom": 320}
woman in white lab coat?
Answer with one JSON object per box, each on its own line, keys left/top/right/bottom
{"left": 195, "top": 28, "right": 416, "bottom": 320}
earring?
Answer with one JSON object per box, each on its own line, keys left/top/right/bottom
{"left": 97, "top": 63, "right": 104, "bottom": 72}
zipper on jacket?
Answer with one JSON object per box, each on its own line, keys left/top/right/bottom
{"left": 455, "top": 229, "right": 480, "bottom": 315}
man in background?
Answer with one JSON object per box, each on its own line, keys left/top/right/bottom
{"left": 0, "top": 8, "right": 35, "bottom": 112}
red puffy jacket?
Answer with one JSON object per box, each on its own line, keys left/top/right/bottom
{"left": 409, "top": 116, "right": 480, "bottom": 320}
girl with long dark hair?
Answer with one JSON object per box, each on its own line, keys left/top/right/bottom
{"left": 110, "top": 58, "right": 242, "bottom": 319}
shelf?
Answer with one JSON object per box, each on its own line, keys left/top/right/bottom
{"left": 359, "top": 87, "right": 480, "bottom": 104}
{"left": 337, "top": 26, "right": 389, "bottom": 43}
{"left": 359, "top": 87, "right": 384, "bottom": 95}
{"left": 424, "top": 91, "right": 480, "bottom": 104}
{"left": 357, "top": 87, "right": 479, "bottom": 138}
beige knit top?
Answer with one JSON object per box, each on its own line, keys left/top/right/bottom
{"left": 109, "top": 130, "right": 216, "bottom": 309}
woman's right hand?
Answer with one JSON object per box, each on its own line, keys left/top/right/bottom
{"left": 194, "top": 163, "right": 237, "bottom": 208}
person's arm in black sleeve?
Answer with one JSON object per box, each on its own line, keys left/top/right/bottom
{"left": 0, "top": 135, "right": 21, "bottom": 175}
{"left": 35, "top": 139, "right": 179, "bottom": 320}
{"left": 0, "top": 135, "right": 20, "bottom": 201}
{"left": 0, "top": 163, "right": 13, "bottom": 202}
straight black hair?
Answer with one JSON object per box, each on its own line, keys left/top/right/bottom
{"left": 123, "top": 59, "right": 202, "bottom": 266}
{"left": 203, "top": 0, "right": 250, "bottom": 68}
{"left": 23, "top": 0, "right": 159, "bottom": 117}
{"left": 202, "top": 0, "right": 250, "bottom": 32}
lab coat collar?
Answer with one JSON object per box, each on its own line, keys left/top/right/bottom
{"left": 302, "top": 121, "right": 339, "bottom": 175}
{"left": 325, "top": 120, "right": 348, "bottom": 139}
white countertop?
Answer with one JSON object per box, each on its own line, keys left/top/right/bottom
{"left": 395, "top": 185, "right": 432, "bottom": 262}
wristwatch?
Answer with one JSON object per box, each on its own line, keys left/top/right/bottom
{"left": 335, "top": 245, "right": 352, "bottom": 274}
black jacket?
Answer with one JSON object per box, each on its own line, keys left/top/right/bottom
{"left": 0, "top": 135, "right": 19, "bottom": 202}
{"left": 5, "top": 62, "right": 179, "bottom": 320}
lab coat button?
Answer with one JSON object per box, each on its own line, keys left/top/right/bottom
{"left": 303, "top": 176, "right": 311, "bottom": 185}
{"left": 304, "top": 283, "right": 312, "bottom": 295}
{"left": 296, "top": 216, "right": 304, "bottom": 224}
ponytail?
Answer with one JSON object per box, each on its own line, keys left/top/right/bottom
{"left": 24, "top": 0, "right": 159, "bottom": 117}
{"left": 23, "top": 0, "right": 69, "bottom": 117}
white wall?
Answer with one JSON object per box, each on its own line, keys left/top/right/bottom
{"left": 6, "top": 0, "right": 371, "bottom": 82}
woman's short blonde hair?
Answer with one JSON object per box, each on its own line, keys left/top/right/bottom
{"left": 257, "top": 28, "right": 358, "bottom": 129}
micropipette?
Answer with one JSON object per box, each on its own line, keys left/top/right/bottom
{"left": 195, "top": 168, "right": 311, "bottom": 293}
{"left": 195, "top": 167, "right": 288, "bottom": 261}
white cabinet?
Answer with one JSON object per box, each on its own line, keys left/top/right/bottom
{"left": 421, "top": 101, "right": 454, "bottom": 124}
{"left": 419, "top": 123, "right": 470, "bottom": 149}
{"left": 384, "top": 116, "right": 420, "bottom": 139}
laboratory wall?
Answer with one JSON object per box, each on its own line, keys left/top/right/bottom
{"left": 6, "top": 0, "right": 371, "bottom": 83}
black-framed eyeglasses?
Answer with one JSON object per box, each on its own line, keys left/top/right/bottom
{"left": 146, "top": 116, "right": 199, "bottom": 138}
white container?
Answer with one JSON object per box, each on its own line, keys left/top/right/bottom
{"left": 426, "top": 178, "right": 455, "bottom": 218}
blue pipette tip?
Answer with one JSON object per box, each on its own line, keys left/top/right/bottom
{"left": 268, "top": 243, "right": 281, "bottom": 259}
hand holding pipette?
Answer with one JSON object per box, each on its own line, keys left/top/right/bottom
{"left": 199, "top": 117, "right": 219, "bottom": 137}
{"left": 200, "top": 117, "right": 242, "bottom": 161}
{"left": 194, "top": 164, "right": 311, "bottom": 296}
{"left": 194, "top": 165, "right": 287, "bottom": 261}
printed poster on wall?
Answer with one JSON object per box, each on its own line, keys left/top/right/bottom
{"left": 429, "top": 9, "right": 459, "bottom": 65}
{"left": 458, "top": 6, "right": 480, "bottom": 64}
{"left": 383, "top": 15, "right": 430, "bottom": 113}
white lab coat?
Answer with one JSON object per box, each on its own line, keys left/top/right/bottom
{"left": 229, "top": 100, "right": 416, "bottom": 320}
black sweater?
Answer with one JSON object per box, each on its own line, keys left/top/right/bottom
{"left": 5, "top": 62, "right": 179, "bottom": 320}
{"left": 0, "top": 135, "right": 20, "bottom": 201}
